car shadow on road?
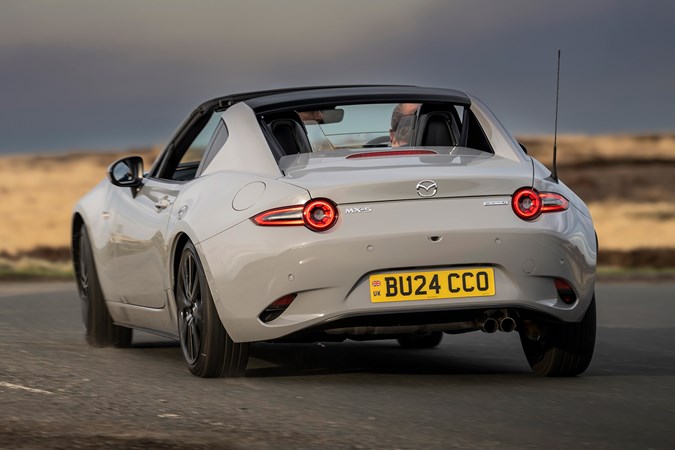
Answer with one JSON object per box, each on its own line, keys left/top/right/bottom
{"left": 245, "top": 339, "right": 530, "bottom": 378}
{"left": 120, "top": 326, "right": 675, "bottom": 378}
{"left": 245, "top": 326, "right": 675, "bottom": 378}
{"left": 131, "top": 340, "right": 179, "bottom": 349}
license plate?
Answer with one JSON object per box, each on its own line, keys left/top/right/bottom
{"left": 369, "top": 268, "right": 495, "bottom": 302}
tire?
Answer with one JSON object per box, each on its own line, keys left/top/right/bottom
{"left": 76, "top": 225, "right": 132, "bottom": 348}
{"left": 520, "top": 296, "right": 596, "bottom": 377}
{"left": 397, "top": 331, "right": 443, "bottom": 349}
{"left": 176, "top": 241, "right": 249, "bottom": 378}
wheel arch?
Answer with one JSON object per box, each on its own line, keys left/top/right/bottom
{"left": 170, "top": 232, "right": 193, "bottom": 292}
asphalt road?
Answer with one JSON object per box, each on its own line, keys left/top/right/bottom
{"left": 1, "top": 282, "right": 674, "bottom": 449}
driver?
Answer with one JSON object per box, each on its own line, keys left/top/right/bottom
{"left": 390, "top": 103, "right": 420, "bottom": 147}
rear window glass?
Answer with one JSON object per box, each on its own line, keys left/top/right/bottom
{"left": 263, "top": 102, "right": 493, "bottom": 154}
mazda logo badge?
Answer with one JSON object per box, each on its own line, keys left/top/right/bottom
{"left": 416, "top": 180, "right": 438, "bottom": 197}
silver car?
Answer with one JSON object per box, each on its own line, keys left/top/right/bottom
{"left": 72, "top": 86, "right": 597, "bottom": 377}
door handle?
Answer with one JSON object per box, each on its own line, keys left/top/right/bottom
{"left": 154, "top": 198, "right": 171, "bottom": 210}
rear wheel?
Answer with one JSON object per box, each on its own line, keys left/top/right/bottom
{"left": 397, "top": 331, "right": 443, "bottom": 349}
{"left": 520, "top": 296, "right": 596, "bottom": 377}
{"left": 76, "top": 225, "right": 132, "bottom": 347}
{"left": 176, "top": 241, "right": 249, "bottom": 377}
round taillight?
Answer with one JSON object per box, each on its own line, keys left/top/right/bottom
{"left": 512, "top": 188, "right": 542, "bottom": 220}
{"left": 303, "top": 199, "right": 338, "bottom": 231}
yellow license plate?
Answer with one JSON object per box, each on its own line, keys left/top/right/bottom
{"left": 369, "top": 268, "right": 495, "bottom": 302}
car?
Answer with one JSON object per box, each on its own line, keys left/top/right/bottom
{"left": 72, "top": 85, "right": 597, "bottom": 378}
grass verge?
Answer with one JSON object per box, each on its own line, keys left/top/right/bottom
{"left": 0, "top": 258, "right": 74, "bottom": 281}
{"left": 596, "top": 265, "right": 675, "bottom": 281}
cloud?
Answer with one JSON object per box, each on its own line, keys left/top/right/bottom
{"left": 0, "top": 0, "right": 673, "bottom": 153}
{"left": 0, "top": 1, "right": 427, "bottom": 64}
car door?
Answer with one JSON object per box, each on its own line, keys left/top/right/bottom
{"left": 112, "top": 178, "right": 179, "bottom": 308}
{"left": 111, "top": 112, "right": 221, "bottom": 308}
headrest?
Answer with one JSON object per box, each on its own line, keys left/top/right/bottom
{"left": 268, "top": 113, "right": 312, "bottom": 155}
{"left": 419, "top": 112, "right": 456, "bottom": 147}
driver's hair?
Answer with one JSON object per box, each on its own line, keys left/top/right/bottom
{"left": 390, "top": 103, "right": 420, "bottom": 131}
{"left": 390, "top": 104, "right": 406, "bottom": 131}
{"left": 393, "top": 122, "right": 412, "bottom": 146}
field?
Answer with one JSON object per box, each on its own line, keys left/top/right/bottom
{"left": 1, "top": 134, "right": 674, "bottom": 274}
{"left": 522, "top": 134, "right": 675, "bottom": 254}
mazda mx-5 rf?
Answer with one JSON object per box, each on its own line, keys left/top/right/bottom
{"left": 72, "top": 85, "right": 597, "bottom": 377}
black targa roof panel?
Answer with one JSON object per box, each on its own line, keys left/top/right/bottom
{"left": 243, "top": 86, "right": 472, "bottom": 113}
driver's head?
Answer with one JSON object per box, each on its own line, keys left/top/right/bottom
{"left": 392, "top": 121, "right": 413, "bottom": 147}
{"left": 390, "top": 103, "right": 419, "bottom": 147}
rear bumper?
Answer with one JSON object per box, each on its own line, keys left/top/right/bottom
{"left": 197, "top": 196, "right": 596, "bottom": 342}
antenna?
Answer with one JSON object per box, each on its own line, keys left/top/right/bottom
{"left": 552, "top": 50, "right": 561, "bottom": 182}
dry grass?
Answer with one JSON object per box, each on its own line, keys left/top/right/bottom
{"left": 0, "top": 149, "right": 158, "bottom": 254}
{"left": 519, "top": 134, "right": 675, "bottom": 251}
{"left": 518, "top": 133, "right": 675, "bottom": 165}
{"left": 0, "top": 257, "right": 73, "bottom": 279}
{"left": 0, "top": 134, "right": 673, "bottom": 256}
{"left": 591, "top": 202, "right": 675, "bottom": 250}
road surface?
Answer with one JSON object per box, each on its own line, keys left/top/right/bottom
{"left": 1, "top": 282, "right": 674, "bottom": 449}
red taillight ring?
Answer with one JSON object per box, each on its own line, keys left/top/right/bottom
{"left": 302, "top": 198, "right": 338, "bottom": 231}
{"left": 512, "top": 187, "right": 542, "bottom": 220}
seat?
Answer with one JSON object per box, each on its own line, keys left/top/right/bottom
{"left": 418, "top": 112, "right": 456, "bottom": 147}
{"left": 269, "top": 114, "right": 312, "bottom": 155}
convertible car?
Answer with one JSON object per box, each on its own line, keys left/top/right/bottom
{"left": 72, "top": 85, "right": 597, "bottom": 377}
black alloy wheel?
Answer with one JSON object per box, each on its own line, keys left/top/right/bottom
{"left": 176, "top": 241, "right": 249, "bottom": 377}
{"left": 76, "top": 224, "right": 132, "bottom": 347}
{"left": 177, "top": 249, "right": 203, "bottom": 365}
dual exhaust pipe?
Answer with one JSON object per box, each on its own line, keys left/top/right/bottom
{"left": 477, "top": 316, "right": 516, "bottom": 334}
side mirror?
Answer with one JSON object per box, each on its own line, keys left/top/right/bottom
{"left": 108, "top": 156, "right": 144, "bottom": 187}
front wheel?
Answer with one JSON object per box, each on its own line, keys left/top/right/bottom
{"left": 76, "top": 225, "right": 132, "bottom": 347}
{"left": 176, "top": 241, "right": 249, "bottom": 377}
{"left": 520, "top": 296, "right": 596, "bottom": 377}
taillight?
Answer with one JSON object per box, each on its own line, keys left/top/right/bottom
{"left": 512, "top": 188, "right": 542, "bottom": 219}
{"left": 303, "top": 199, "right": 338, "bottom": 231}
{"left": 252, "top": 205, "right": 303, "bottom": 226}
{"left": 512, "top": 188, "right": 568, "bottom": 220}
{"left": 252, "top": 198, "right": 338, "bottom": 232}
{"left": 540, "top": 192, "right": 569, "bottom": 213}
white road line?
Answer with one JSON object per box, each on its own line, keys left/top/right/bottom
{"left": 0, "top": 381, "right": 53, "bottom": 395}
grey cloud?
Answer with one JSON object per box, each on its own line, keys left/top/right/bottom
{"left": 0, "top": 0, "right": 673, "bottom": 154}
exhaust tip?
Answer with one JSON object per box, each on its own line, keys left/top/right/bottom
{"left": 499, "top": 317, "right": 516, "bottom": 333}
{"left": 481, "top": 317, "right": 498, "bottom": 334}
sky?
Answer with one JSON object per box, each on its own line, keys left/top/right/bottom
{"left": 1, "top": 0, "right": 674, "bottom": 155}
